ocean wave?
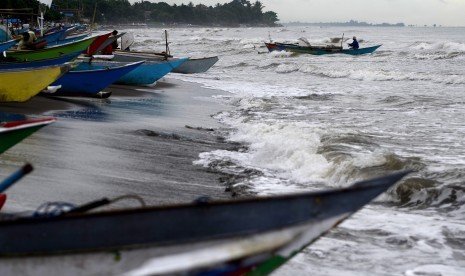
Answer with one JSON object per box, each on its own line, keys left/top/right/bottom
{"left": 301, "top": 68, "right": 465, "bottom": 84}
{"left": 393, "top": 168, "right": 465, "bottom": 209}
{"left": 408, "top": 41, "right": 465, "bottom": 60}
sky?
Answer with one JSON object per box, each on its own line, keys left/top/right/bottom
{"left": 128, "top": 0, "right": 465, "bottom": 26}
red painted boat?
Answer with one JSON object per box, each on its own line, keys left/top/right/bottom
{"left": 82, "top": 32, "right": 112, "bottom": 56}
{"left": 0, "top": 194, "right": 6, "bottom": 210}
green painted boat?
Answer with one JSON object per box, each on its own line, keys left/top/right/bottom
{"left": 5, "top": 36, "right": 96, "bottom": 62}
{"left": 0, "top": 118, "right": 56, "bottom": 154}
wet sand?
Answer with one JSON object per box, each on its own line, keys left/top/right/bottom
{"left": 0, "top": 78, "right": 236, "bottom": 212}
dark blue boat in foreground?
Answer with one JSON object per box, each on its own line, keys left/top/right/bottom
{"left": 0, "top": 171, "right": 409, "bottom": 275}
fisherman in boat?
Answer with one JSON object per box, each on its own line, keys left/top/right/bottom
{"left": 18, "top": 30, "right": 38, "bottom": 50}
{"left": 111, "top": 30, "right": 119, "bottom": 49}
{"left": 348, "top": 36, "right": 359, "bottom": 49}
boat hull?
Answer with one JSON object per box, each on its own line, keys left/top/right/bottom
{"left": 52, "top": 61, "right": 144, "bottom": 95}
{"left": 5, "top": 36, "right": 97, "bottom": 61}
{"left": 0, "top": 64, "right": 72, "bottom": 102}
{"left": 38, "top": 29, "right": 67, "bottom": 44}
{"left": 0, "top": 118, "right": 56, "bottom": 154}
{"left": 0, "top": 172, "right": 409, "bottom": 275}
{"left": 265, "top": 42, "right": 382, "bottom": 55}
{"left": 172, "top": 56, "right": 219, "bottom": 74}
{"left": 79, "top": 57, "right": 189, "bottom": 85}
{"left": 0, "top": 39, "right": 20, "bottom": 52}
{"left": 0, "top": 51, "right": 81, "bottom": 70}
{"left": 0, "top": 171, "right": 408, "bottom": 255}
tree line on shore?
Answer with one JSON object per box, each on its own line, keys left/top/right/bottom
{"left": 0, "top": 0, "right": 280, "bottom": 27}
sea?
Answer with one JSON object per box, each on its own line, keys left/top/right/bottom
{"left": 127, "top": 26, "right": 465, "bottom": 275}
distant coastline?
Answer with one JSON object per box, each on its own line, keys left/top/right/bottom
{"left": 284, "top": 20, "right": 405, "bottom": 27}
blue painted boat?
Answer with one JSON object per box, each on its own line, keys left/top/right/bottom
{"left": 51, "top": 60, "right": 144, "bottom": 95}
{"left": 0, "top": 51, "right": 82, "bottom": 70}
{"left": 51, "top": 33, "right": 90, "bottom": 46}
{"left": 38, "top": 29, "right": 67, "bottom": 44}
{"left": 0, "top": 39, "right": 20, "bottom": 52}
{"left": 265, "top": 42, "right": 382, "bottom": 55}
{"left": 78, "top": 57, "right": 189, "bottom": 85}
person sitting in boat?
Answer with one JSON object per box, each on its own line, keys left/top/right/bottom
{"left": 111, "top": 30, "right": 119, "bottom": 49}
{"left": 348, "top": 36, "right": 359, "bottom": 49}
{"left": 18, "top": 31, "right": 38, "bottom": 50}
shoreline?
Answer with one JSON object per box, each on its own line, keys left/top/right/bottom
{"left": 0, "top": 78, "right": 238, "bottom": 212}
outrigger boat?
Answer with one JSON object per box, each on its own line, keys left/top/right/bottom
{"left": 113, "top": 32, "right": 218, "bottom": 74}
{"left": 0, "top": 63, "right": 73, "bottom": 102}
{"left": 265, "top": 42, "right": 381, "bottom": 55}
{"left": 172, "top": 56, "right": 219, "bottom": 74}
{"left": 0, "top": 51, "right": 81, "bottom": 70}
{"left": 79, "top": 56, "right": 189, "bottom": 85}
{"left": 5, "top": 36, "right": 97, "bottom": 61}
{"left": 0, "top": 39, "right": 21, "bottom": 52}
{"left": 0, "top": 118, "right": 56, "bottom": 154}
{"left": 0, "top": 164, "right": 35, "bottom": 212}
{"left": 0, "top": 171, "right": 409, "bottom": 275}
{"left": 50, "top": 60, "right": 145, "bottom": 96}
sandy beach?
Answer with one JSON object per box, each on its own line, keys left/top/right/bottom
{"left": 0, "top": 78, "right": 236, "bottom": 212}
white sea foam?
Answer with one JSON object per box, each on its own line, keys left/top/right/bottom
{"left": 138, "top": 26, "right": 465, "bottom": 275}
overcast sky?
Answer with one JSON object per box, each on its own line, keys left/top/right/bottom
{"left": 128, "top": 0, "right": 465, "bottom": 26}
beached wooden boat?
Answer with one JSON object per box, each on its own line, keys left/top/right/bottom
{"left": 172, "top": 56, "right": 219, "bottom": 74}
{"left": 113, "top": 50, "right": 218, "bottom": 74}
{"left": 5, "top": 36, "right": 96, "bottom": 61}
{"left": 0, "top": 39, "right": 20, "bottom": 52}
{"left": 0, "top": 63, "right": 73, "bottom": 102}
{"left": 52, "top": 32, "right": 90, "bottom": 46}
{"left": 0, "top": 51, "right": 81, "bottom": 70}
{"left": 265, "top": 42, "right": 382, "bottom": 55}
{"left": 0, "top": 171, "right": 409, "bottom": 275}
{"left": 82, "top": 32, "right": 112, "bottom": 56}
{"left": 50, "top": 60, "right": 144, "bottom": 96}
{"left": 92, "top": 32, "right": 126, "bottom": 55}
{"left": 38, "top": 29, "right": 67, "bottom": 44}
{"left": 114, "top": 31, "right": 217, "bottom": 74}
{"left": 80, "top": 57, "right": 189, "bottom": 85}
{"left": 0, "top": 118, "right": 56, "bottom": 154}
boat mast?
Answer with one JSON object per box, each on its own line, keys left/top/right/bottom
{"left": 91, "top": 2, "right": 97, "bottom": 34}
{"left": 164, "top": 29, "right": 170, "bottom": 60}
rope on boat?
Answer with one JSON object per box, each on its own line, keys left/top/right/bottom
{"left": 110, "top": 194, "right": 146, "bottom": 208}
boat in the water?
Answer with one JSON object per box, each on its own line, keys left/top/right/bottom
{"left": 0, "top": 63, "right": 73, "bottom": 102}
{"left": 50, "top": 60, "right": 145, "bottom": 96}
{"left": 0, "top": 171, "right": 409, "bottom": 275}
{"left": 265, "top": 42, "right": 382, "bottom": 55}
